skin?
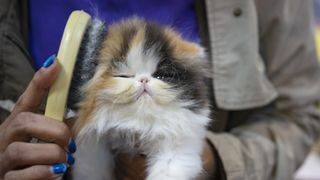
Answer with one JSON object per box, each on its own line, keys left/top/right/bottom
{"left": 0, "top": 58, "right": 216, "bottom": 180}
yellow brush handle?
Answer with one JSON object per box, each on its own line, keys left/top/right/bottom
{"left": 45, "top": 11, "right": 91, "bottom": 121}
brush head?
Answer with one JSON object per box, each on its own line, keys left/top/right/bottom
{"left": 67, "top": 18, "right": 107, "bottom": 110}
{"left": 45, "top": 11, "right": 91, "bottom": 121}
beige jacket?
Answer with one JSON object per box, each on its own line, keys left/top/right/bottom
{"left": 0, "top": 0, "right": 320, "bottom": 180}
{"left": 204, "top": 0, "right": 320, "bottom": 179}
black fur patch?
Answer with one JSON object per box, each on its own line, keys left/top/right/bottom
{"left": 144, "top": 23, "right": 172, "bottom": 61}
{"left": 153, "top": 61, "right": 207, "bottom": 111}
{"left": 68, "top": 19, "right": 107, "bottom": 110}
{"left": 143, "top": 22, "right": 207, "bottom": 111}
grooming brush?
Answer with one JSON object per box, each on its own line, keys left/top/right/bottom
{"left": 31, "top": 11, "right": 105, "bottom": 179}
{"left": 44, "top": 10, "right": 106, "bottom": 121}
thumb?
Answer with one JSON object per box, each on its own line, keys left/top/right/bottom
{"left": 10, "top": 55, "right": 60, "bottom": 118}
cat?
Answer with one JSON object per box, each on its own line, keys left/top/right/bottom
{"left": 72, "top": 17, "right": 211, "bottom": 180}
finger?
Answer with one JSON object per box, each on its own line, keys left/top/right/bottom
{"left": 3, "top": 142, "right": 71, "bottom": 172}
{"left": 202, "top": 140, "right": 215, "bottom": 177}
{"left": 4, "top": 165, "right": 63, "bottom": 180}
{"left": 10, "top": 57, "right": 60, "bottom": 118}
{"left": 3, "top": 112, "right": 71, "bottom": 150}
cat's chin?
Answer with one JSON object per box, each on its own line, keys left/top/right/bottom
{"left": 107, "top": 93, "right": 168, "bottom": 107}
{"left": 126, "top": 94, "right": 155, "bottom": 108}
{"left": 130, "top": 94, "right": 176, "bottom": 109}
{"left": 136, "top": 91, "right": 153, "bottom": 100}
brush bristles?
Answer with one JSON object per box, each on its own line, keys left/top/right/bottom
{"left": 67, "top": 18, "right": 107, "bottom": 110}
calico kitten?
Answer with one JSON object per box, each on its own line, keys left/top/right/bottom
{"left": 72, "top": 17, "right": 211, "bottom": 180}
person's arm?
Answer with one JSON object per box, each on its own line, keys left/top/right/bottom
{"left": 207, "top": 1, "right": 320, "bottom": 179}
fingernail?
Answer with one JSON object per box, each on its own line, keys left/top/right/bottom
{"left": 42, "top": 54, "right": 56, "bottom": 68}
{"left": 50, "top": 163, "right": 67, "bottom": 174}
{"left": 67, "top": 153, "right": 75, "bottom": 166}
{"left": 68, "top": 139, "right": 77, "bottom": 153}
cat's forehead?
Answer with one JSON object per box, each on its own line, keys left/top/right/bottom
{"left": 124, "top": 42, "right": 159, "bottom": 74}
{"left": 99, "top": 18, "right": 204, "bottom": 74}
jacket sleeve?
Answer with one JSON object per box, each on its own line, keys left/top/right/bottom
{"left": 207, "top": 1, "right": 320, "bottom": 179}
{"left": 0, "top": 0, "right": 34, "bottom": 123}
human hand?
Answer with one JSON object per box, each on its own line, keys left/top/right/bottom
{"left": 114, "top": 140, "right": 216, "bottom": 180}
{"left": 0, "top": 57, "right": 76, "bottom": 180}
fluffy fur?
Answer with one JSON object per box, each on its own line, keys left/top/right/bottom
{"left": 72, "top": 17, "right": 211, "bottom": 180}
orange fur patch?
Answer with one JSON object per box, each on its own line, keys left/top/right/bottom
{"left": 131, "top": 28, "right": 146, "bottom": 47}
{"left": 163, "top": 28, "right": 202, "bottom": 59}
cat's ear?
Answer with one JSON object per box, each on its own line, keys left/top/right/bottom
{"left": 181, "top": 44, "right": 212, "bottom": 79}
{"left": 164, "top": 28, "right": 212, "bottom": 78}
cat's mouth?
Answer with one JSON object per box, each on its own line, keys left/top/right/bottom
{"left": 136, "top": 85, "right": 153, "bottom": 99}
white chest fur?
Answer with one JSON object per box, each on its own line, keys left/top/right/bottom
{"left": 73, "top": 99, "right": 210, "bottom": 180}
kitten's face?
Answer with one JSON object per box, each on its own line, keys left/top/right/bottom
{"left": 83, "top": 18, "right": 208, "bottom": 113}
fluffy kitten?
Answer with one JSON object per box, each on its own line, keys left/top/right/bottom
{"left": 72, "top": 17, "right": 211, "bottom": 180}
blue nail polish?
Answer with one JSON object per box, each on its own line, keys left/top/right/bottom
{"left": 67, "top": 153, "right": 75, "bottom": 166}
{"left": 51, "top": 163, "right": 67, "bottom": 174}
{"left": 68, "top": 139, "right": 77, "bottom": 153}
{"left": 42, "top": 54, "right": 56, "bottom": 68}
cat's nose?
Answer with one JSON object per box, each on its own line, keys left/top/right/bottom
{"left": 140, "top": 77, "right": 149, "bottom": 84}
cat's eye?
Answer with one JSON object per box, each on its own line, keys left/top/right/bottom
{"left": 113, "top": 75, "right": 134, "bottom": 78}
{"left": 153, "top": 72, "right": 174, "bottom": 80}
{"left": 155, "top": 76, "right": 164, "bottom": 80}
